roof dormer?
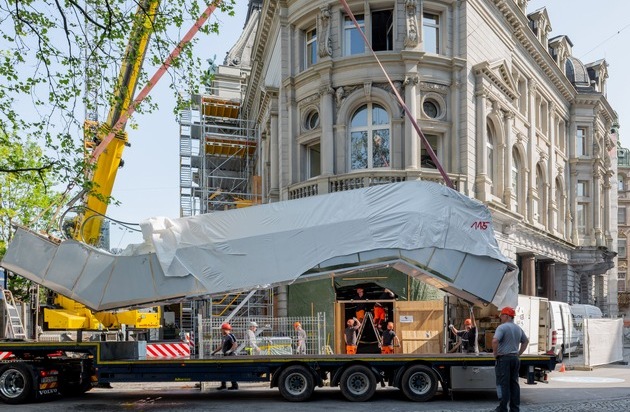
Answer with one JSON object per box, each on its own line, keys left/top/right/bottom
{"left": 548, "top": 35, "right": 573, "bottom": 70}
{"left": 528, "top": 8, "right": 552, "bottom": 47}
{"left": 586, "top": 59, "right": 609, "bottom": 96}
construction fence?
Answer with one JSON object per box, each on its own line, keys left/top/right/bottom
{"left": 197, "top": 313, "right": 328, "bottom": 358}
{"left": 563, "top": 318, "right": 625, "bottom": 368}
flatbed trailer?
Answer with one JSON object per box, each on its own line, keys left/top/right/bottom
{"left": 0, "top": 341, "right": 556, "bottom": 404}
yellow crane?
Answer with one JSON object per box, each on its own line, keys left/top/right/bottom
{"left": 43, "top": 0, "right": 162, "bottom": 331}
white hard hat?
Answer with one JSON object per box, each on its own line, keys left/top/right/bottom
{"left": 250, "top": 321, "right": 258, "bottom": 327}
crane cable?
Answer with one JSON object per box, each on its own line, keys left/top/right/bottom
{"left": 89, "top": 2, "right": 222, "bottom": 163}
{"left": 338, "top": 0, "right": 453, "bottom": 189}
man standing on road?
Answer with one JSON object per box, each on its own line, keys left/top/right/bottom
{"left": 492, "top": 306, "right": 529, "bottom": 412}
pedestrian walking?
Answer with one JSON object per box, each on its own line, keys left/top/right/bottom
{"left": 492, "top": 306, "right": 529, "bottom": 412}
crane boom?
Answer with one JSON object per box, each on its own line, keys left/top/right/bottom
{"left": 80, "top": 0, "right": 161, "bottom": 245}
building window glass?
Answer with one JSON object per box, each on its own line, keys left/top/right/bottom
{"left": 618, "top": 240, "right": 627, "bottom": 259}
{"left": 577, "top": 203, "right": 587, "bottom": 234}
{"left": 619, "top": 207, "right": 626, "bottom": 225}
{"left": 619, "top": 271, "right": 627, "bottom": 293}
{"left": 305, "top": 111, "right": 319, "bottom": 130}
{"left": 619, "top": 176, "right": 625, "bottom": 191}
{"left": 423, "top": 12, "right": 440, "bottom": 54}
{"left": 372, "top": 10, "right": 393, "bottom": 51}
{"left": 307, "top": 143, "right": 321, "bottom": 178}
{"left": 577, "top": 180, "right": 588, "bottom": 197}
{"left": 305, "top": 28, "right": 317, "bottom": 68}
{"left": 576, "top": 127, "right": 587, "bottom": 156}
{"left": 344, "top": 15, "right": 365, "bottom": 56}
{"left": 421, "top": 134, "right": 439, "bottom": 169}
{"left": 350, "top": 103, "right": 390, "bottom": 169}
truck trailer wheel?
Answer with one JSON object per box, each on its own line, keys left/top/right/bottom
{"left": 400, "top": 364, "right": 438, "bottom": 402}
{"left": 277, "top": 365, "right": 314, "bottom": 402}
{"left": 0, "top": 363, "right": 34, "bottom": 405}
{"left": 339, "top": 365, "right": 376, "bottom": 402}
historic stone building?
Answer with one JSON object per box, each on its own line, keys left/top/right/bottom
{"left": 617, "top": 142, "right": 629, "bottom": 317}
{"left": 199, "top": 0, "right": 620, "bottom": 316}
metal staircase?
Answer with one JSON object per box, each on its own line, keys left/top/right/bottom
{"left": 2, "top": 288, "right": 27, "bottom": 340}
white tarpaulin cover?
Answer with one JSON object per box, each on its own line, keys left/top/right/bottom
{"left": 1, "top": 181, "right": 518, "bottom": 310}
{"left": 583, "top": 318, "right": 624, "bottom": 366}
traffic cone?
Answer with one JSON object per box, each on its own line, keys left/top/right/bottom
{"left": 559, "top": 363, "right": 566, "bottom": 372}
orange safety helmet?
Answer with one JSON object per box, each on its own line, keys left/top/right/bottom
{"left": 221, "top": 322, "right": 232, "bottom": 330}
{"left": 500, "top": 307, "right": 516, "bottom": 318}
{"left": 294, "top": 321, "right": 301, "bottom": 328}
{"left": 464, "top": 318, "right": 472, "bottom": 326}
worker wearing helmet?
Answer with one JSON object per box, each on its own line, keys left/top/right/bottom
{"left": 294, "top": 321, "right": 307, "bottom": 354}
{"left": 212, "top": 322, "right": 238, "bottom": 390}
{"left": 492, "top": 307, "right": 529, "bottom": 412}
{"left": 448, "top": 312, "right": 478, "bottom": 353}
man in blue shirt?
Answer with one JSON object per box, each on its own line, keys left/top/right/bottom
{"left": 492, "top": 306, "right": 529, "bottom": 412}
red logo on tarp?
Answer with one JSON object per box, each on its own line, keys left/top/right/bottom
{"left": 471, "top": 221, "right": 490, "bottom": 230}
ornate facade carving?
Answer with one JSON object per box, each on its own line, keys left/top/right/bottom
{"left": 404, "top": 0, "right": 419, "bottom": 48}
{"left": 317, "top": 4, "right": 333, "bottom": 58}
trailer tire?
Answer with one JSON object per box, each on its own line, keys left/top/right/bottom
{"left": 277, "top": 365, "right": 314, "bottom": 402}
{"left": 0, "top": 363, "right": 34, "bottom": 405}
{"left": 339, "top": 365, "right": 376, "bottom": 402}
{"left": 400, "top": 364, "right": 438, "bottom": 402}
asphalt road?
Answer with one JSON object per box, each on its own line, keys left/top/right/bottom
{"left": 4, "top": 363, "right": 629, "bottom": 412}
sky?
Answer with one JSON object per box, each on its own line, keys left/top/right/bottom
{"left": 106, "top": 2, "right": 249, "bottom": 249}
{"left": 107, "top": 1, "right": 630, "bottom": 249}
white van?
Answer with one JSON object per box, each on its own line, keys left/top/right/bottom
{"left": 548, "top": 300, "right": 580, "bottom": 361}
{"left": 570, "top": 304, "right": 603, "bottom": 329}
{"left": 569, "top": 304, "right": 602, "bottom": 344}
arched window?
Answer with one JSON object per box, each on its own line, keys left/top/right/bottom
{"left": 512, "top": 148, "right": 521, "bottom": 212}
{"left": 350, "top": 103, "right": 391, "bottom": 169}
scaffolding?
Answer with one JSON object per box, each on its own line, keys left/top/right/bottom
{"left": 179, "top": 65, "right": 260, "bottom": 217}
{"left": 177, "top": 64, "right": 269, "bottom": 333}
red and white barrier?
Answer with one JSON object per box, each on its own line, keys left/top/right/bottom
{"left": 146, "top": 341, "right": 191, "bottom": 359}
{"left": 0, "top": 352, "right": 13, "bottom": 360}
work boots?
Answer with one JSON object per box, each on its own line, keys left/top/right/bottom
{"left": 228, "top": 383, "right": 239, "bottom": 390}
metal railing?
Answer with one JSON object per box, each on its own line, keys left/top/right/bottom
{"left": 198, "top": 313, "right": 327, "bottom": 358}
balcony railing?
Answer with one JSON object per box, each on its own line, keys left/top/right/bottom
{"left": 288, "top": 169, "right": 465, "bottom": 200}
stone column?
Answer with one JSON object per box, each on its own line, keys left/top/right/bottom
{"left": 502, "top": 111, "right": 514, "bottom": 203}
{"left": 269, "top": 102, "right": 280, "bottom": 202}
{"left": 544, "top": 261, "right": 556, "bottom": 300}
{"left": 521, "top": 253, "right": 536, "bottom": 296}
{"left": 404, "top": 75, "right": 419, "bottom": 169}
{"left": 475, "top": 90, "right": 489, "bottom": 200}
{"left": 320, "top": 85, "right": 335, "bottom": 176}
